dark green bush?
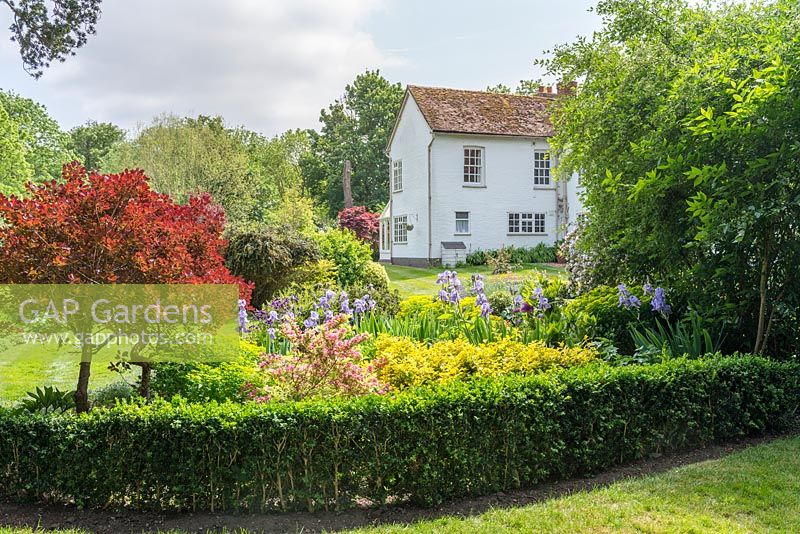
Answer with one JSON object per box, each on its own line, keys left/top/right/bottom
{"left": 225, "top": 224, "right": 320, "bottom": 308}
{"left": 0, "top": 356, "right": 796, "bottom": 512}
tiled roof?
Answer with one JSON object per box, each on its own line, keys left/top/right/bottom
{"left": 408, "top": 85, "right": 556, "bottom": 138}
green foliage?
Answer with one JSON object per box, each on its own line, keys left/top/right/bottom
{"left": 630, "top": 311, "right": 723, "bottom": 361}
{"left": 90, "top": 381, "right": 134, "bottom": 408}
{"left": 225, "top": 223, "right": 320, "bottom": 308}
{"left": 67, "top": 120, "right": 125, "bottom": 171}
{"left": 541, "top": 0, "right": 800, "bottom": 354}
{"left": 359, "top": 261, "right": 390, "bottom": 291}
{"left": 18, "top": 386, "right": 74, "bottom": 415}
{"left": 301, "top": 70, "right": 404, "bottom": 215}
{"left": 315, "top": 227, "right": 373, "bottom": 288}
{"left": 0, "top": 99, "right": 33, "bottom": 196}
{"left": 3, "top": 0, "right": 102, "bottom": 78}
{"left": 467, "top": 244, "right": 559, "bottom": 266}
{"left": 151, "top": 341, "right": 265, "bottom": 403}
{"left": 101, "top": 114, "right": 255, "bottom": 224}
{"left": 0, "top": 356, "right": 796, "bottom": 512}
{"left": 0, "top": 89, "right": 77, "bottom": 181}
{"left": 566, "top": 285, "right": 654, "bottom": 352}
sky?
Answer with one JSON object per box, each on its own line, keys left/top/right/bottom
{"left": 0, "top": 0, "right": 601, "bottom": 138}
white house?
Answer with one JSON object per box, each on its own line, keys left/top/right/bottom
{"left": 379, "top": 84, "right": 584, "bottom": 267}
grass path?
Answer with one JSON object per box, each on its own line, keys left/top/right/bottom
{"left": 352, "top": 436, "right": 800, "bottom": 533}
{"left": 2, "top": 436, "right": 797, "bottom": 533}
{"left": 385, "top": 263, "right": 564, "bottom": 297}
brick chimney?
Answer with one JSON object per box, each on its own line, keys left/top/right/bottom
{"left": 538, "top": 85, "right": 546, "bottom": 94}
{"left": 557, "top": 81, "right": 578, "bottom": 96}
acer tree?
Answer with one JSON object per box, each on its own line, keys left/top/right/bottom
{"left": 0, "top": 162, "right": 252, "bottom": 411}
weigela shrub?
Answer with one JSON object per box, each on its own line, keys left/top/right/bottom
{"left": 375, "top": 335, "right": 597, "bottom": 389}
{"left": 249, "top": 314, "right": 388, "bottom": 401}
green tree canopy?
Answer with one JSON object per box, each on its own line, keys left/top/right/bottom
{"left": 301, "top": 70, "right": 403, "bottom": 216}
{"left": 543, "top": 0, "right": 800, "bottom": 354}
{"left": 67, "top": 120, "right": 125, "bottom": 171}
{"left": 0, "top": 99, "right": 34, "bottom": 196}
{"left": 0, "top": 89, "right": 76, "bottom": 181}
{"left": 101, "top": 114, "right": 255, "bottom": 225}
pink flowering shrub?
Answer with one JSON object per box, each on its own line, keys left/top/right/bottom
{"left": 246, "top": 314, "right": 388, "bottom": 402}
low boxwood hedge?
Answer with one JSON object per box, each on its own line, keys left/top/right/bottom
{"left": 0, "top": 356, "right": 797, "bottom": 513}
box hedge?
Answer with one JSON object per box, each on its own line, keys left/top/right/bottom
{"left": 0, "top": 356, "right": 797, "bottom": 513}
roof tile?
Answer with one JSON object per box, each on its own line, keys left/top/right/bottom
{"left": 408, "top": 85, "right": 556, "bottom": 138}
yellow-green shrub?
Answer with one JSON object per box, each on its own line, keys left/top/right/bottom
{"left": 397, "top": 295, "right": 480, "bottom": 320}
{"left": 375, "top": 335, "right": 597, "bottom": 389}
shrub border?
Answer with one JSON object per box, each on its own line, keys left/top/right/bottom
{"left": 0, "top": 356, "right": 797, "bottom": 512}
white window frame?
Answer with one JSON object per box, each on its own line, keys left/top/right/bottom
{"left": 508, "top": 212, "right": 546, "bottom": 235}
{"left": 463, "top": 146, "right": 485, "bottom": 186}
{"left": 393, "top": 215, "right": 408, "bottom": 244}
{"left": 533, "top": 150, "right": 551, "bottom": 187}
{"left": 533, "top": 212, "right": 546, "bottom": 233}
{"left": 392, "top": 160, "right": 403, "bottom": 192}
{"left": 455, "top": 211, "right": 470, "bottom": 235}
{"left": 380, "top": 219, "right": 391, "bottom": 250}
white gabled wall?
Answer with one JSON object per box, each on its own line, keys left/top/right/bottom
{"left": 387, "top": 95, "right": 432, "bottom": 262}
{"left": 429, "top": 134, "right": 562, "bottom": 259}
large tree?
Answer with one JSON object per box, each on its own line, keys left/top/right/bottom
{"left": 302, "top": 70, "right": 403, "bottom": 216}
{"left": 2, "top": 0, "right": 102, "bottom": 78}
{"left": 543, "top": 0, "right": 800, "bottom": 354}
{"left": 233, "top": 127, "right": 315, "bottom": 229}
{"left": 67, "top": 119, "right": 125, "bottom": 171}
{"left": 101, "top": 114, "right": 255, "bottom": 225}
{"left": 0, "top": 89, "right": 76, "bottom": 181}
{"left": 0, "top": 162, "right": 251, "bottom": 411}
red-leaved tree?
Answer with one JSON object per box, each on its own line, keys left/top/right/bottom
{"left": 337, "top": 206, "right": 379, "bottom": 247}
{"left": 0, "top": 162, "right": 252, "bottom": 411}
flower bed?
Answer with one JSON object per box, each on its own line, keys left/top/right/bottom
{"left": 1, "top": 356, "right": 797, "bottom": 512}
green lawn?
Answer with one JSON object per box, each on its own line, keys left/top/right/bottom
{"left": 0, "top": 347, "right": 136, "bottom": 404}
{"left": 385, "top": 263, "right": 564, "bottom": 297}
{"left": 352, "top": 436, "right": 800, "bottom": 534}
{"left": 2, "top": 437, "right": 797, "bottom": 534}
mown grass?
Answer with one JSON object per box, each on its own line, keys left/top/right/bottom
{"left": 351, "top": 436, "right": 800, "bottom": 533}
{"left": 0, "top": 344, "right": 135, "bottom": 404}
{"left": 384, "top": 263, "right": 564, "bottom": 297}
{"left": 2, "top": 437, "right": 797, "bottom": 534}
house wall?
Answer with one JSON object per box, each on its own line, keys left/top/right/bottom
{"left": 429, "top": 134, "right": 561, "bottom": 259}
{"left": 388, "top": 95, "right": 432, "bottom": 263}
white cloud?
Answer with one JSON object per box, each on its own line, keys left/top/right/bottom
{"left": 24, "top": 0, "right": 401, "bottom": 135}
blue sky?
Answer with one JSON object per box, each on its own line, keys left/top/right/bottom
{"left": 0, "top": 0, "right": 600, "bottom": 137}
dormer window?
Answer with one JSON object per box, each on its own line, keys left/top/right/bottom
{"left": 463, "top": 147, "right": 484, "bottom": 186}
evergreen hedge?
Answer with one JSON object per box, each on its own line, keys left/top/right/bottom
{"left": 0, "top": 356, "right": 797, "bottom": 512}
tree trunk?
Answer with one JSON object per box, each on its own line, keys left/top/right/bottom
{"left": 753, "top": 237, "right": 770, "bottom": 354}
{"left": 138, "top": 363, "right": 152, "bottom": 401}
{"left": 75, "top": 356, "right": 92, "bottom": 413}
{"left": 342, "top": 160, "right": 353, "bottom": 209}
